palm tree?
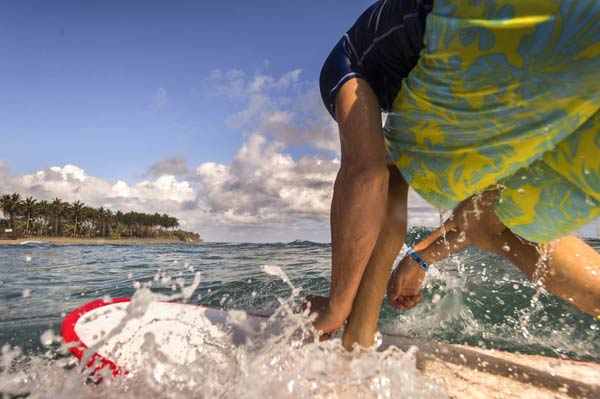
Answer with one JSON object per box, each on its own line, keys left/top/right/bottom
{"left": 0, "top": 194, "right": 11, "bottom": 223}
{"left": 103, "top": 208, "right": 113, "bottom": 237}
{"left": 112, "top": 210, "right": 124, "bottom": 238}
{"left": 35, "top": 200, "right": 51, "bottom": 236}
{"left": 0, "top": 193, "right": 24, "bottom": 229}
{"left": 22, "top": 197, "right": 37, "bottom": 235}
{"left": 69, "top": 201, "right": 85, "bottom": 237}
{"left": 80, "top": 206, "right": 97, "bottom": 237}
{"left": 49, "top": 198, "right": 68, "bottom": 236}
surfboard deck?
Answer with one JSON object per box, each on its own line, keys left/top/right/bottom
{"left": 62, "top": 298, "right": 600, "bottom": 398}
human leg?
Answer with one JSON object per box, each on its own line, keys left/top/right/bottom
{"left": 470, "top": 227, "right": 600, "bottom": 317}
{"left": 455, "top": 191, "right": 600, "bottom": 317}
{"left": 342, "top": 165, "right": 409, "bottom": 349}
{"left": 311, "top": 78, "right": 391, "bottom": 335}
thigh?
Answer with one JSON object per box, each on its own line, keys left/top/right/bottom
{"left": 335, "top": 78, "right": 388, "bottom": 171}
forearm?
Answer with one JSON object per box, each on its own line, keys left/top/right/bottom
{"left": 414, "top": 227, "right": 471, "bottom": 265}
{"left": 413, "top": 218, "right": 456, "bottom": 251}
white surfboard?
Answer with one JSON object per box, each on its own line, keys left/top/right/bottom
{"left": 62, "top": 298, "right": 600, "bottom": 398}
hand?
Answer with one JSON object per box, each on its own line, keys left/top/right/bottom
{"left": 302, "top": 295, "right": 346, "bottom": 339}
{"left": 386, "top": 255, "right": 426, "bottom": 310}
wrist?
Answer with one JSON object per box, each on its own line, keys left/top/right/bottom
{"left": 406, "top": 248, "right": 430, "bottom": 271}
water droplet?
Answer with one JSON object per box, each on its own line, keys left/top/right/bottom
{"left": 517, "top": 188, "right": 526, "bottom": 194}
{"left": 128, "top": 272, "right": 133, "bottom": 279}
{"left": 133, "top": 281, "right": 141, "bottom": 290}
{"left": 25, "top": 256, "right": 32, "bottom": 262}
{"left": 22, "top": 289, "right": 31, "bottom": 298}
{"left": 585, "top": 196, "right": 595, "bottom": 206}
{"left": 502, "top": 244, "right": 510, "bottom": 252}
{"left": 431, "top": 294, "right": 441, "bottom": 304}
{"left": 513, "top": 284, "right": 519, "bottom": 290}
{"left": 40, "top": 330, "right": 55, "bottom": 347}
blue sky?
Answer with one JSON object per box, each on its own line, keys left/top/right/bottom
{"left": 1, "top": 0, "right": 368, "bottom": 181}
{"left": 1, "top": 0, "right": 598, "bottom": 241}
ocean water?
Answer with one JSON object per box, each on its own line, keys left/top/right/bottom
{"left": 0, "top": 232, "right": 599, "bottom": 398}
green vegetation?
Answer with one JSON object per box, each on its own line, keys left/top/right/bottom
{"left": 0, "top": 193, "right": 201, "bottom": 242}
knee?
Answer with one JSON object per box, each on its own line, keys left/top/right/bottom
{"left": 340, "top": 160, "right": 389, "bottom": 190}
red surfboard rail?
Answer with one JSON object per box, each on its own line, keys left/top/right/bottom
{"left": 61, "top": 298, "right": 132, "bottom": 376}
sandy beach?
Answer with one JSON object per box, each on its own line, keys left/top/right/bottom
{"left": 0, "top": 237, "right": 201, "bottom": 245}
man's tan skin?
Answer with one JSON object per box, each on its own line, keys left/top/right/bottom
{"left": 306, "top": 77, "right": 600, "bottom": 350}
{"left": 308, "top": 78, "right": 407, "bottom": 348}
{"left": 387, "top": 190, "right": 600, "bottom": 317}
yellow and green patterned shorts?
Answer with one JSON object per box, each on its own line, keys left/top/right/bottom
{"left": 385, "top": 0, "right": 600, "bottom": 242}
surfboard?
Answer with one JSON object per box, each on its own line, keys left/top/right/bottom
{"left": 62, "top": 298, "right": 600, "bottom": 398}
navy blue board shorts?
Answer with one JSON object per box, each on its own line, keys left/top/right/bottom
{"left": 319, "top": 0, "right": 433, "bottom": 120}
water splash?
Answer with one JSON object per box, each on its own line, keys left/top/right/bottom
{"left": 0, "top": 265, "right": 447, "bottom": 399}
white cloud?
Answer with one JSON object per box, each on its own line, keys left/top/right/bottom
{"left": 0, "top": 164, "right": 197, "bottom": 215}
{"left": 225, "top": 94, "right": 269, "bottom": 128}
{"left": 276, "top": 69, "right": 302, "bottom": 89}
{"left": 195, "top": 132, "right": 338, "bottom": 225}
{"left": 210, "top": 68, "right": 247, "bottom": 98}
{"left": 210, "top": 68, "right": 339, "bottom": 155}
{"left": 145, "top": 156, "right": 189, "bottom": 178}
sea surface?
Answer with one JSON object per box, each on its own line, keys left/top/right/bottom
{"left": 0, "top": 231, "right": 599, "bottom": 398}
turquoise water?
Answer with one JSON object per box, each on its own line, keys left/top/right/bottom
{"left": 1, "top": 234, "right": 598, "bottom": 361}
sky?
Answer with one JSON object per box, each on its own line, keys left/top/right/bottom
{"left": 1, "top": 0, "right": 598, "bottom": 242}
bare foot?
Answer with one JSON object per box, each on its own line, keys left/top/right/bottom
{"left": 386, "top": 253, "right": 426, "bottom": 310}
{"left": 302, "top": 295, "right": 345, "bottom": 339}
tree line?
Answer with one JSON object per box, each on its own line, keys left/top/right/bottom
{"left": 0, "top": 193, "right": 201, "bottom": 242}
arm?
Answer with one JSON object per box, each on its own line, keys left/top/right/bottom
{"left": 387, "top": 217, "right": 471, "bottom": 310}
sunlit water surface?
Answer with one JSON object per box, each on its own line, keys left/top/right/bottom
{"left": 0, "top": 232, "right": 598, "bottom": 398}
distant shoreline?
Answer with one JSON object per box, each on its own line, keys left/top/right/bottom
{"left": 0, "top": 237, "right": 201, "bottom": 245}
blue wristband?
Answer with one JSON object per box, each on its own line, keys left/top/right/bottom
{"left": 407, "top": 248, "right": 429, "bottom": 271}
